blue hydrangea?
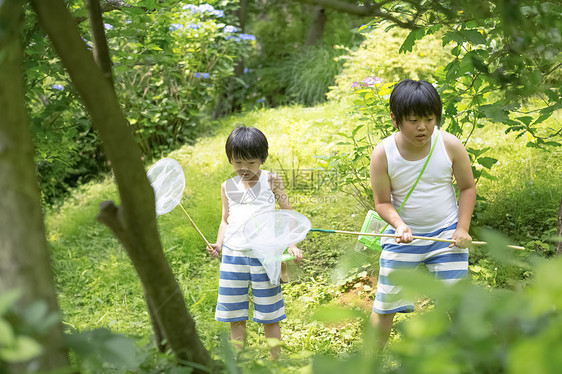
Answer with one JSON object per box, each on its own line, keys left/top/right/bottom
{"left": 169, "top": 23, "right": 183, "bottom": 31}
{"left": 52, "top": 84, "right": 64, "bottom": 91}
{"left": 239, "top": 33, "right": 256, "bottom": 41}
{"left": 223, "top": 25, "right": 237, "bottom": 33}
{"left": 182, "top": 4, "right": 199, "bottom": 13}
{"left": 187, "top": 23, "right": 199, "bottom": 29}
{"left": 198, "top": 3, "right": 215, "bottom": 13}
{"left": 202, "top": 72, "right": 210, "bottom": 79}
{"left": 225, "top": 35, "right": 240, "bottom": 41}
{"left": 212, "top": 9, "right": 225, "bottom": 17}
{"left": 103, "top": 23, "right": 113, "bottom": 30}
{"left": 194, "top": 72, "right": 210, "bottom": 79}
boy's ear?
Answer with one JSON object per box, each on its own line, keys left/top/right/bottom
{"left": 390, "top": 112, "right": 399, "bottom": 129}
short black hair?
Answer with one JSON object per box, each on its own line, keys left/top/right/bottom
{"left": 225, "top": 125, "right": 269, "bottom": 163}
{"left": 389, "top": 79, "right": 442, "bottom": 127}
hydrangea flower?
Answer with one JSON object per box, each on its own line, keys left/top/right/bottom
{"left": 198, "top": 3, "right": 215, "bottom": 13}
{"left": 225, "top": 36, "right": 240, "bottom": 41}
{"left": 223, "top": 25, "right": 237, "bottom": 33}
{"left": 103, "top": 23, "right": 113, "bottom": 30}
{"left": 239, "top": 33, "right": 256, "bottom": 41}
{"left": 169, "top": 23, "right": 183, "bottom": 31}
{"left": 52, "top": 84, "right": 64, "bottom": 91}
{"left": 243, "top": 67, "right": 253, "bottom": 74}
{"left": 194, "top": 72, "right": 210, "bottom": 79}
{"left": 212, "top": 9, "right": 225, "bottom": 17}
{"left": 187, "top": 23, "right": 199, "bottom": 29}
{"left": 182, "top": 4, "right": 199, "bottom": 13}
{"left": 352, "top": 81, "right": 360, "bottom": 88}
{"left": 363, "top": 76, "right": 382, "bottom": 87}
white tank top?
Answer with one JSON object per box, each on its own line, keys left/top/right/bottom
{"left": 382, "top": 129, "right": 458, "bottom": 233}
{"left": 223, "top": 170, "right": 275, "bottom": 250}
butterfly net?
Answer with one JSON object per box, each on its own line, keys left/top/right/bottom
{"left": 243, "top": 209, "right": 311, "bottom": 285}
{"left": 146, "top": 158, "right": 185, "bottom": 216}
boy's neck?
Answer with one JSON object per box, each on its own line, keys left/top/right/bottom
{"left": 394, "top": 131, "right": 433, "bottom": 161}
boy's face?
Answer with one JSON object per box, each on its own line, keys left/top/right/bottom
{"left": 230, "top": 157, "right": 263, "bottom": 181}
{"left": 392, "top": 112, "right": 436, "bottom": 147}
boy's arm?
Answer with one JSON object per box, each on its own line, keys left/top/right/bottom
{"left": 444, "top": 132, "right": 476, "bottom": 248}
{"left": 208, "top": 183, "right": 229, "bottom": 258}
{"left": 269, "top": 172, "right": 303, "bottom": 262}
{"left": 369, "top": 144, "right": 413, "bottom": 243}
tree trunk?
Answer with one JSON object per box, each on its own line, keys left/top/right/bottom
{"left": 556, "top": 194, "right": 562, "bottom": 255}
{"left": 305, "top": 6, "right": 327, "bottom": 46}
{"left": 0, "top": 1, "right": 70, "bottom": 372}
{"left": 30, "top": 0, "right": 216, "bottom": 371}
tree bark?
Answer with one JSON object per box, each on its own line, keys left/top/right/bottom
{"left": 0, "top": 1, "right": 70, "bottom": 372}
{"left": 30, "top": 0, "right": 215, "bottom": 371}
{"left": 305, "top": 6, "right": 327, "bottom": 46}
{"left": 86, "top": 0, "right": 114, "bottom": 86}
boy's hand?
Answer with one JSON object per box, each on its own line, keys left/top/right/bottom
{"left": 450, "top": 229, "right": 472, "bottom": 248}
{"left": 207, "top": 243, "right": 222, "bottom": 258}
{"left": 395, "top": 224, "right": 413, "bottom": 244}
{"left": 287, "top": 245, "right": 303, "bottom": 263}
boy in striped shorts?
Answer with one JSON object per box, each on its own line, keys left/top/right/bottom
{"left": 369, "top": 79, "right": 476, "bottom": 350}
{"left": 207, "top": 126, "right": 303, "bottom": 359}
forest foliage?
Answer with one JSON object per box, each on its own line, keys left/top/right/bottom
{"left": 2, "top": 0, "right": 561, "bottom": 372}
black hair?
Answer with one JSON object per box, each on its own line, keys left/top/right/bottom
{"left": 225, "top": 125, "right": 269, "bottom": 163}
{"left": 389, "top": 79, "right": 442, "bottom": 127}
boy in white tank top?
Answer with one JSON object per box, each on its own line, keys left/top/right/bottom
{"left": 207, "top": 125, "right": 303, "bottom": 359}
{"left": 369, "top": 79, "right": 476, "bottom": 350}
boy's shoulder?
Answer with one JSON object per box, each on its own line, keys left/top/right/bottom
{"left": 440, "top": 130, "right": 465, "bottom": 149}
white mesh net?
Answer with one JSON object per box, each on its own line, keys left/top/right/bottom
{"left": 243, "top": 209, "right": 311, "bottom": 285}
{"left": 146, "top": 158, "right": 185, "bottom": 216}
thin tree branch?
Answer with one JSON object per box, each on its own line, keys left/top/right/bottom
{"left": 86, "top": 0, "right": 114, "bottom": 86}
{"left": 292, "top": 0, "right": 420, "bottom": 29}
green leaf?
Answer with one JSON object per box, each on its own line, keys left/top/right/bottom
{"left": 462, "top": 29, "right": 487, "bottom": 44}
{"left": 0, "top": 319, "right": 15, "bottom": 346}
{"left": 479, "top": 104, "right": 510, "bottom": 123}
{"left": 399, "top": 28, "right": 426, "bottom": 54}
{"left": 0, "top": 290, "right": 21, "bottom": 316}
{"left": 477, "top": 156, "right": 498, "bottom": 169}
{"left": 0, "top": 335, "right": 43, "bottom": 363}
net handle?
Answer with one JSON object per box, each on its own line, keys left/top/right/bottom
{"left": 178, "top": 204, "right": 212, "bottom": 248}
{"left": 309, "top": 228, "right": 524, "bottom": 250}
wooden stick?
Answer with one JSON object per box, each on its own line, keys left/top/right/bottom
{"left": 309, "top": 229, "right": 525, "bottom": 250}
{"left": 178, "top": 204, "right": 212, "bottom": 248}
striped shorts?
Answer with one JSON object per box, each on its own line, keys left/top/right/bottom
{"left": 372, "top": 222, "right": 469, "bottom": 314}
{"left": 215, "top": 246, "right": 286, "bottom": 324}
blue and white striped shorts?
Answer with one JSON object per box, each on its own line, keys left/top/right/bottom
{"left": 372, "top": 222, "right": 469, "bottom": 314}
{"left": 215, "top": 246, "right": 286, "bottom": 324}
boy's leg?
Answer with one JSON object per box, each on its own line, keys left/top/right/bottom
{"left": 263, "top": 322, "right": 281, "bottom": 360}
{"left": 370, "top": 311, "right": 396, "bottom": 351}
{"left": 230, "top": 320, "right": 246, "bottom": 351}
